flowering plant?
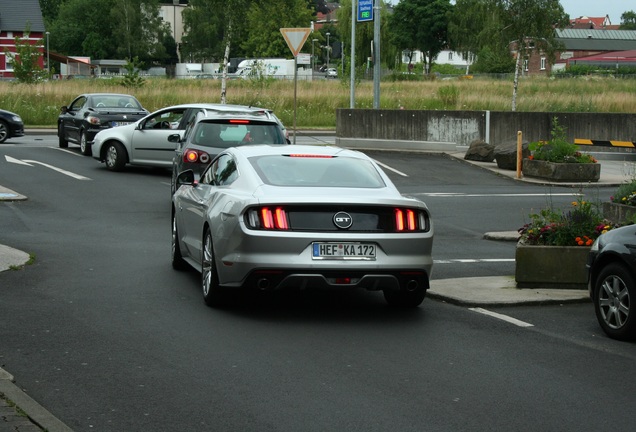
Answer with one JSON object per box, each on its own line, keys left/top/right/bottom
{"left": 610, "top": 179, "right": 636, "bottom": 206}
{"left": 518, "top": 198, "right": 613, "bottom": 246}
{"left": 528, "top": 117, "right": 597, "bottom": 164}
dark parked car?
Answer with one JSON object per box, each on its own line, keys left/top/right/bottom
{"left": 57, "top": 93, "right": 148, "bottom": 156}
{"left": 0, "top": 109, "right": 24, "bottom": 144}
{"left": 587, "top": 224, "right": 636, "bottom": 341}
{"left": 170, "top": 105, "right": 288, "bottom": 193}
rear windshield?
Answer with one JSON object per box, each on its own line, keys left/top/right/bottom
{"left": 91, "top": 95, "right": 142, "bottom": 109}
{"left": 249, "top": 154, "right": 386, "bottom": 188}
{"left": 192, "top": 120, "right": 286, "bottom": 147}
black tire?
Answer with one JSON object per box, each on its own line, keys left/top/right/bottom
{"left": 171, "top": 213, "right": 188, "bottom": 271}
{"left": 58, "top": 126, "right": 68, "bottom": 148}
{"left": 79, "top": 130, "right": 92, "bottom": 156}
{"left": 201, "top": 228, "right": 230, "bottom": 307}
{"left": 593, "top": 262, "right": 636, "bottom": 341}
{"left": 104, "top": 141, "right": 127, "bottom": 171}
{"left": 0, "top": 120, "right": 8, "bottom": 144}
{"left": 383, "top": 287, "right": 426, "bottom": 308}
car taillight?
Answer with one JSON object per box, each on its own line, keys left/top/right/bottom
{"left": 183, "top": 149, "right": 210, "bottom": 164}
{"left": 246, "top": 207, "right": 290, "bottom": 230}
{"left": 394, "top": 208, "right": 427, "bottom": 232}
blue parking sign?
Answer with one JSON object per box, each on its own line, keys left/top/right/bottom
{"left": 357, "top": 0, "right": 374, "bottom": 22}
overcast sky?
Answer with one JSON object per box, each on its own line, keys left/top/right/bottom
{"left": 559, "top": 0, "right": 633, "bottom": 24}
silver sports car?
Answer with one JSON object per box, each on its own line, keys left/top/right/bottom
{"left": 171, "top": 145, "right": 434, "bottom": 308}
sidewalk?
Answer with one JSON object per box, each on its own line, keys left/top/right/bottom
{"left": 4, "top": 144, "right": 628, "bottom": 431}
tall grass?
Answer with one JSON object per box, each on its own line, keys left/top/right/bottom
{"left": 1, "top": 75, "right": 635, "bottom": 128}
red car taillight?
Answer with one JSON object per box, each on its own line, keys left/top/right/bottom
{"left": 247, "top": 207, "right": 290, "bottom": 230}
{"left": 183, "top": 149, "right": 210, "bottom": 164}
{"left": 394, "top": 208, "right": 427, "bottom": 232}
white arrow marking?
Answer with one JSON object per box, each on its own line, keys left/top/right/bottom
{"left": 22, "top": 160, "right": 91, "bottom": 180}
{"left": 5, "top": 155, "right": 33, "bottom": 166}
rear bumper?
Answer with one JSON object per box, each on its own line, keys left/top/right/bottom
{"left": 233, "top": 268, "right": 431, "bottom": 293}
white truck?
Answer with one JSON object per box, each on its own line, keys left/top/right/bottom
{"left": 234, "top": 58, "right": 297, "bottom": 79}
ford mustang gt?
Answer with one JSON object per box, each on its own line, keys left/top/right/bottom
{"left": 171, "top": 145, "right": 434, "bottom": 308}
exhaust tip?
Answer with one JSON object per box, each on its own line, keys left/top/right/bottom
{"left": 257, "top": 278, "right": 270, "bottom": 290}
{"left": 405, "top": 280, "right": 419, "bottom": 292}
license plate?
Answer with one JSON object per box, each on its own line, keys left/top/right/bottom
{"left": 112, "top": 121, "right": 132, "bottom": 127}
{"left": 312, "top": 242, "right": 376, "bottom": 260}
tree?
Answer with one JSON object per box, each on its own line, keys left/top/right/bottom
{"left": 449, "top": 0, "right": 568, "bottom": 111}
{"left": 5, "top": 28, "right": 48, "bottom": 83}
{"left": 620, "top": 11, "right": 636, "bottom": 30}
{"left": 389, "top": 0, "right": 452, "bottom": 74}
{"left": 336, "top": 0, "right": 398, "bottom": 73}
{"left": 110, "top": 0, "right": 171, "bottom": 66}
{"left": 38, "top": 0, "right": 65, "bottom": 26}
{"left": 181, "top": 0, "right": 226, "bottom": 62}
{"left": 47, "top": 0, "right": 116, "bottom": 58}
{"left": 47, "top": 0, "right": 170, "bottom": 65}
{"left": 241, "top": 0, "right": 314, "bottom": 58}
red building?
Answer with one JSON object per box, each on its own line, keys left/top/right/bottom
{"left": 0, "top": 0, "right": 47, "bottom": 79}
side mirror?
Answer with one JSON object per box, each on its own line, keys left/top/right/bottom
{"left": 176, "top": 170, "right": 196, "bottom": 187}
{"left": 60, "top": 106, "right": 68, "bottom": 114}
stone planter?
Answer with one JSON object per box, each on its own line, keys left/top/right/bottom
{"left": 602, "top": 201, "right": 636, "bottom": 225}
{"left": 522, "top": 158, "right": 600, "bottom": 182}
{"left": 515, "top": 243, "right": 590, "bottom": 289}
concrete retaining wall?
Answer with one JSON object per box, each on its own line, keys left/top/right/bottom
{"left": 336, "top": 109, "right": 636, "bottom": 153}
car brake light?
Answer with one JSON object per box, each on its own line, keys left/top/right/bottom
{"left": 230, "top": 119, "right": 250, "bottom": 124}
{"left": 247, "top": 207, "right": 290, "bottom": 230}
{"left": 394, "top": 208, "right": 419, "bottom": 232}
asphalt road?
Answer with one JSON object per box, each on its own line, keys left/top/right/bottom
{"left": 0, "top": 135, "right": 634, "bottom": 431}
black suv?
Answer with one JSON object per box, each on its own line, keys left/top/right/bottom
{"left": 58, "top": 93, "right": 148, "bottom": 156}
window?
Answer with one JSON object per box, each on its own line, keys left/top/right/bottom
{"left": 540, "top": 57, "right": 546, "bottom": 70}
{"left": 5, "top": 54, "right": 14, "bottom": 71}
{"left": 213, "top": 154, "right": 238, "bottom": 186}
{"left": 523, "top": 60, "right": 529, "bottom": 72}
{"left": 448, "top": 52, "right": 453, "bottom": 61}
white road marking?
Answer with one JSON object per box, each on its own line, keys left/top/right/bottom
{"left": 372, "top": 159, "right": 409, "bottom": 177}
{"left": 469, "top": 307, "right": 534, "bottom": 327}
{"left": 54, "top": 148, "right": 85, "bottom": 157}
{"left": 23, "top": 160, "right": 91, "bottom": 180}
{"left": 434, "top": 259, "right": 515, "bottom": 264}
{"left": 5, "top": 155, "right": 33, "bottom": 166}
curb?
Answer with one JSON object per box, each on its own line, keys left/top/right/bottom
{"left": 0, "top": 367, "right": 74, "bottom": 432}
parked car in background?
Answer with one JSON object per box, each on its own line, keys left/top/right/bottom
{"left": 93, "top": 103, "right": 223, "bottom": 172}
{"left": 170, "top": 105, "right": 288, "bottom": 194}
{"left": 58, "top": 93, "right": 148, "bottom": 156}
{"left": 0, "top": 109, "right": 24, "bottom": 144}
{"left": 588, "top": 224, "right": 636, "bottom": 341}
{"left": 171, "top": 144, "right": 434, "bottom": 308}
{"left": 326, "top": 68, "right": 338, "bottom": 78}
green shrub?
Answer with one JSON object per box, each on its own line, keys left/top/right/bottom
{"left": 528, "top": 117, "right": 597, "bottom": 163}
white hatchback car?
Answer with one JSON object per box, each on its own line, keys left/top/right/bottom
{"left": 92, "top": 103, "right": 229, "bottom": 171}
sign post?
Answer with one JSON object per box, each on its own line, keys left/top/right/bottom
{"left": 280, "top": 28, "right": 311, "bottom": 144}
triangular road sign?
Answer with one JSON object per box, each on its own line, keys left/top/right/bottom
{"left": 280, "top": 28, "right": 311, "bottom": 57}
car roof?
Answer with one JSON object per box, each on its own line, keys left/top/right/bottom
{"left": 82, "top": 93, "right": 140, "bottom": 98}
